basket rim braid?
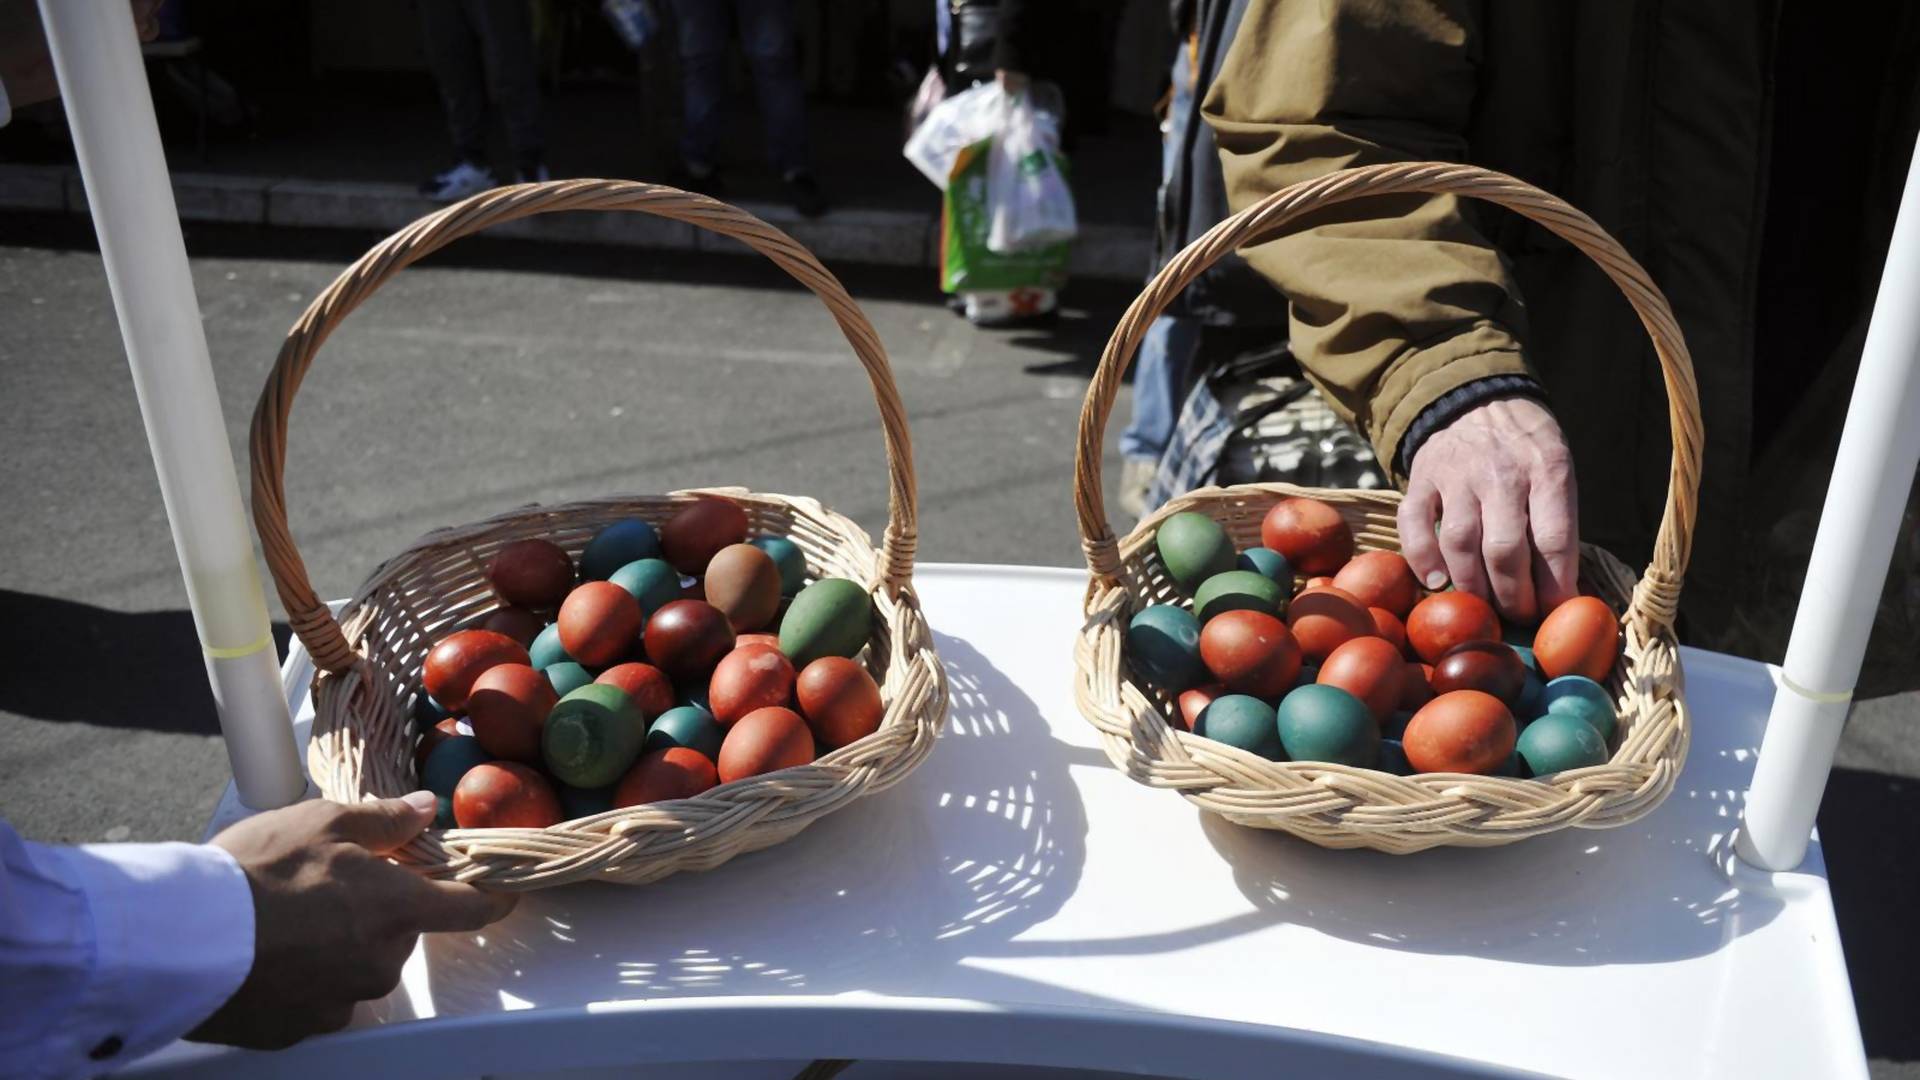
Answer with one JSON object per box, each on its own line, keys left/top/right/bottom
{"left": 1071, "top": 162, "right": 1701, "bottom": 852}
{"left": 249, "top": 179, "right": 948, "bottom": 887}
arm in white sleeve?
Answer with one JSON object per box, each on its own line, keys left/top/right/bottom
{"left": 0, "top": 820, "right": 255, "bottom": 1080}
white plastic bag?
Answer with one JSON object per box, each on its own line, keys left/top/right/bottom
{"left": 985, "top": 89, "right": 1077, "bottom": 253}
{"left": 903, "top": 81, "right": 1005, "bottom": 190}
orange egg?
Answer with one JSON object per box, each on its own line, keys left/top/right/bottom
{"left": 795, "top": 656, "right": 884, "bottom": 749}
{"left": 1303, "top": 576, "right": 1335, "bottom": 590}
{"left": 595, "top": 662, "right": 676, "bottom": 720}
{"left": 452, "top": 761, "right": 564, "bottom": 828}
{"left": 613, "top": 747, "right": 719, "bottom": 807}
{"left": 1406, "top": 591, "right": 1502, "bottom": 664}
{"left": 1333, "top": 551, "right": 1420, "bottom": 618}
{"left": 1316, "top": 635, "right": 1405, "bottom": 721}
{"left": 1175, "top": 684, "right": 1223, "bottom": 732}
{"left": 1534, "top": 596, "right": 1621, "bottom": 682}
{"left": 558, "top": 581, "right": 643, "bottom": 668}
{"left": 1286, "top": 585, "right": 1376, "bottom": 663}
{"left": 1261, "top": 498, "right": 1355, "bottom": 576}
{"left": 735, "top": 632, "right": 783, "bottom": 653}
{"left": 1398, "top": 662, "right": 1436, "bottom": 711}
{"left": 717, "top": 706, "right": 816, "bottom": 783}
{"left": 466, "top": 662, "right": 558, "bottom": 763}
{"left": 1198, "top": 609, "right": 1301, "bottom": 697}
{"left": 709, "top": 645, "right": 797, "bottom": 726}
{"left": 423, "top": 629, "right": 530, "bottom": 713}
{"left": 660, "top": 498, "right": 749, "bottom": 576}
{"left": 1368, "top": 607, "right": 1408, "bottom": 656}
{"left": 1403, "top": 690, "right": 1516, "bottom": 774}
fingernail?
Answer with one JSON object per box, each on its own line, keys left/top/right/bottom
{"left": 401, "top": 790, "right": 438, "bottom": 814}
{"left": 1424, "top": 571, "right": 1448, "bottom": 589}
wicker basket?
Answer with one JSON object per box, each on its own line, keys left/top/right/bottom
{"left": 1072, "top": 162, "right": 1701, "bottom": 853}
{"left": 250, "top": 180, "right": 947, "bottom": 888}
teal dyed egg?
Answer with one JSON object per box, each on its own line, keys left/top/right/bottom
{"left": 1192, "top": 570, "right": 1285, "bottom": 623}
{"left": 1193, "top": 693, "right": 1282, "bottom": 760}
{"left": 1510, "top": 643, "right": 1539, "bottom": 674}
{"left": 558, "top": 783, "right": 615, "bottom": 820}
{"left": 422, "top": 736, "right": 492, "bottom": 826}
{"left": 1516, "top": 711, "right": 1609, "bottom": 775}
{"left": 1383, "top": 710, "right": 1414, "bottom": 740}
{"left": 1276, "top": 683, "right": 1379, "bottom": 767}
{"left": 1155, "top": 512, "right": 1237, "bottom": 591}
{"left": 544, "top": 661, "right": 594, "bottom": 698}
{"left": 1494, "top": 750, "right": 1527, "bottom": 777}
{"left": 1236, "top": 546, "right": 1292, "bottom": 585}
{"left": 413, "top": 691, "right": 452, "bottom": 725}
{"left": 1516, "top": 665, "right": 1545, "bottom": 719}
{"left": 1378, "top": 739, "right": 1414, "bottom": 776}
{"left": 1547, "top": 693, "right": 1616, "bottom": 741}
{"left": 680, "top": 682, "right": 713, "bottom": 716}
{"left": 581, "top": 519, "right": 662, "bottom": 581}
{"left": 1125, "top": 605, "right": 1205, "bottom": 690}
{"left": 1542, "top": 675, "right": 1615, "bottom": 739}
{"left": 645, "top": 704, "right": 726, "bottom": 760}
{"left": 750, "top": 536, "right": 808, "bottom": 595}
{"left": 530, "top": 623, "right": 571, "bottom": 670}
{"left": 610, "top": 558, "right": 684, "bottom": 619}
{"left": 543, "top": 683, "right": 646, "bottom": 788}
{"left": 779, "top": 578, "right": 873, "bottom": 667}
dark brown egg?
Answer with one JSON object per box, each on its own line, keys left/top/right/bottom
{"left": 452, "top": 761, "right": 564, "bottom": 829}
{"left": 703, "top": 543, "right": 784, "bottom": 632}
{"left": 1431, "top": 640, "right": 1527, "bottom": 707}
{"left": 486, "top": 539, "right": 574, "bottom": 610}
{"left": 795, "top": 656, "right": 884, "bottom": 749}
{"left": 557, "top": 581, "right": 643, "bottom": 669}
{"left": 709, "top": 644, "right": 797, "bottom": 727}
{"left": 423, "top": 629, "right": 530, "bottom": 713}
{"left": 716, "top": 706, "right": 816, "bottom": 783}
{"left": 466, "top": 662, "right": 558, "bottom": 763}
{"left": 642, "top": 599, "right": 736, "bottom": 683}
{"left": 594, "top": 662, "right": 676, "bottom": 720}
{"left": 661, "top": 498, "right": 750, "bottom": 576}
{"left": 613, "top": 747, "right": 719, "bottom": 807}
{"left": 1398, "top": 662, "right": 1436, "bottom": 711}
{"left": 473, "top": 606, "right": 545, "bottom": 647}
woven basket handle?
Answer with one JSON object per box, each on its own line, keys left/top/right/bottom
{"left": 1074, "top": 161, "right": 1702, "bottom": 623}
{"left": 251, "top": 180, "right": 919, "bottom": 675}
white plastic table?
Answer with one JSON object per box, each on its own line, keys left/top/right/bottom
{"left": 131, "top": 565, "right": 1868, "bottom": 1079}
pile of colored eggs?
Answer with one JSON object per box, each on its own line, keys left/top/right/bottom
{"left": 413, "top": 497, "right": 885, "bottom": 829}
{"left": 1129, "top": 498, "right": 1622, "bottom": 779}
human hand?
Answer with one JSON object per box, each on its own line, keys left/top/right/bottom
{"left": 1398, "top": 396, "right": 1580, "bottom": 624}
{"left": 188, "top": 793, "right": 518, "bottom": 1050}
{"left": 996, "top": 68, "right": 1029, "bottom": 94}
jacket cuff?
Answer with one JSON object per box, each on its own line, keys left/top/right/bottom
{"left": 1366, "top": 324, "right": 1536, "bottom": 483}
{"left": 1394, "top": 374, "right": 1550, "bottom": 476}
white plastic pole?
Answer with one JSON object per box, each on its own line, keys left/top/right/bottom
{"left": 1737, "top": 133, "right": 1920, "bottom": 872}
{"left": 40, "top": 0, "right": 305, "bottom": 810}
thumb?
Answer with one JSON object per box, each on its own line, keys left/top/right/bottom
{"left": 328, "top": 791, "right": 438, "bottom": 854}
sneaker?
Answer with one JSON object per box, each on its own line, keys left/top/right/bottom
{"left": 784, "top": 170, "right": 827, "bottom": 218}
{"left": 1119, "top": 458, "right": 1157, "bottom": 520}
{"left": 419, "top": 160, "right": 496, "bottom": 200}
{"left": 515, "top": 164, "right": 551, "bottom": 184}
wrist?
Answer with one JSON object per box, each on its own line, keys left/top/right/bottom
{"left": 1396, "top": 374, "right": 1549, "bottom": 477}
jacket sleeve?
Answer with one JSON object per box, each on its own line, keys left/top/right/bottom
{"left": 1200, "top": 0, "right": 1538, "bottom": 480}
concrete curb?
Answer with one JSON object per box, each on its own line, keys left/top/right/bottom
{"left": 0, "top": 163, "right": 1153, "bottom": 282}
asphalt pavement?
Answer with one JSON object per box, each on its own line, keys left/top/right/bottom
{"left": 0, "top": 217, "right": 1913, "bottom": 1076}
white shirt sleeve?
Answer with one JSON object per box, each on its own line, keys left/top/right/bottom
{"left": 0, "top": 820, "right": 255, "bottom": 1080}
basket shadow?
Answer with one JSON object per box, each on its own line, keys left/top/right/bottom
{"left": 371, "top": 632, "right": 1101, "bottom": 1020}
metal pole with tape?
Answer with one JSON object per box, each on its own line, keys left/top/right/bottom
{"left": 40, "top": 0, "right": 305, "bottom": 809}
{"left": 1737, "top": 134, "right": 1920, "bottom": 872}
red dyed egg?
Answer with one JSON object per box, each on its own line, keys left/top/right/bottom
{"left": 423, "top": 629, "right": 530, "bottom": 713}
{"left": 1333, "top": 551, "right": 1420, "bottom": 618}
{"left": 1406, "top": 591, "right": 1502, "bottom": 664}
{"left": 1286, "top": 585, "right": 1376, "bottom": 664}
{"left": 1368, "top": 607, "right": 1408, "bottom": 656}
{"left": 557, "top": 581, "right": 643, "bottom": 669}
{"left": 1175, "top": 684, "right": 1223, "bottom": 732}
{"left": 1432, "top": 640, "right": 1526, "bottom": 707}
{"left": 466, "top": 662, "right": 558, "bottom": 762}
{"left": 703, "top": 543, "right": 783, "bottom": 633}
{"left": 415, "top": 716, "right": 463, "bottom": 769}
{"left": 717, "top": 706, "right": 816, "bottom": 783}
{"left": 1316, "top": 636, "right": 1406, "bottom": 721}
{"left": 487, "top": 539, "right": 574, "bottom": 610}
{"left": 1534, "top": 596, "right": 1621, "bottom": 682}
{"left": 1198, "top": 610, "right": 1301, "bottom": 697}
{"left": 473, "top": 606, "right": 545, "bottom": 647}
{"left": 642, "top": 599, "right": 736, "bottom": 683}
{"left": 795, "top": 656, "right": 884, "bottom": 749}
{"left": 452, "top": 761, "right": 564, "bottom": 829}
{"left": 661, "top": 498, "right": 750, "bottom": 576}
{"left": 1402, "top": 690, "right": 1516, "bottom": 774}
{"left": 595, "top": 662, "right": 676, "bottom": 720}
{"left": 1260, "top": 498, "right": 1355, "bottom": 576}
{"left": 735, "top": 632, "right": 782, "bottom": 652}
{"left": 710, "top": 645, "right": 798, "bottom": 726}
{"left": 1398, "top": 662, "right": 1436, "bottom": 711}
{"left": 1303, "top": 576, "right": 1335, "bottom": 590}
{"left": 613, "top": 747, "right": 720, "bottom": 807}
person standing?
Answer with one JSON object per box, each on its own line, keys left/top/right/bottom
{"left": 666, "top": 0, "right": 826, "bottom": 218}
{"left": 417, "top": 0, "right": 548, "bottom": 200}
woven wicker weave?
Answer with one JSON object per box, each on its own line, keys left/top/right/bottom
{"left": 1072, "top": 162, "right": 1701, "bottom": 853}
{"left": 250, "top": 180, "right": 947, "bottom": 888}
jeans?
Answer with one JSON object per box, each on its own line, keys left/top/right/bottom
{"left": 417, "top": 0, "right": 545, "bottom": 172}
{"left": 669, "top": 0, "right": 811, "bottom": 176}
{"left": 1119, "top": 43, "right": 1199, "bottom": 462}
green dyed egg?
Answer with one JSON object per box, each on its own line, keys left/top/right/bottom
{"left": 1193, "top": 693, "right": 1283, "bottom": 760}
{"left": 1542, "top": 675, "right": 1615, "bottom": 739}
{"left": 545, "top": 661, "right": 594, "bottom": 698}
{"left": 558, "top": 783, "right": 616, "bottom": 820}
{"left": 1125, "top": 604, "right": 1205, "bottom": 690}
{"left": 581, "top": 519, "right": 662, "bottom": 581}
{"left": 1155, "top": 512, "right": 1236, "bottom": 591}
{"left": 1235, "top": 546, "right": 1292, "bottom": 585}
{"left": 1378, "top": 739, "right": 1414, "bottom": 776}
{"left": 1383, "top": 710, "right": 1414, "bottom": 740}
{"left": 645, "top": 704, "right": 725, "bottom": 760}
{"left": 421, "top": 736, "right": 491, "bottom": 826}
{"left": 1192, "top": 570, "right": 1285, "bottom": 622}
{"left": 1276, "top": 683, "right": 1379, "bottom": 767}
{"left": 750, "top": 536, "right": 808, "bottom": 595}
{"left": 1516, "top": 711, "right": 1609, "bottom": 775}
{"left": 530, "top": 623, "right": 571, "bottom": 670}
{"left": 543, "top": 683, "right": 646, "bottom": 788}
{"left": 610, "top": 558, "right": 684, "bottom": 619}
{"left": 779, "top": 578, "right": 874, "bottom": 667}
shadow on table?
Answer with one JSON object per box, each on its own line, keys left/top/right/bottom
{"left": 377, "top": 632, "right": 1108, "bottom": 1019}
{"left": 1818, "top": 764, "right": 1920, "bottom": 1066}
